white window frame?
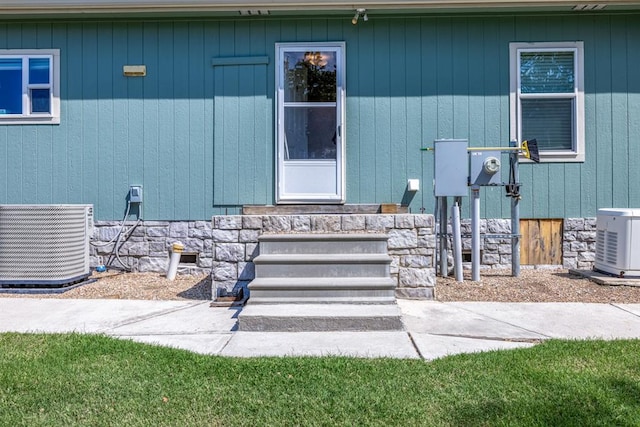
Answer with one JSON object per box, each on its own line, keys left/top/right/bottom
{"left": 510, "top": 42, "right": 584, "bottom": 162}
{"left": 0, "top": 49, "right": 60, "bottom": 125}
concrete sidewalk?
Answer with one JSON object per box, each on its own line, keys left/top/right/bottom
{"left": 1, "top": 298, "right": 639, "bottom": 360}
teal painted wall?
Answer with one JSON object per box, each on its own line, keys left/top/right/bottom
{"left": 0, "top": 13, "right": 638, "bottom": 220}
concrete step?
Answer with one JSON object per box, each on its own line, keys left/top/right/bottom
{"left": 253, "top": 254, "right": 391, "bottom": 278}
{"left": 238, "top": 303, "right": 404, "bottom": 331}
{"left": 248, "top": 277, "right": 396, "bottom": 304}
{"left": 248, "top": 233, "right": 396, "bottom": 308}
{"left": 247, "top": 296, "right": 396, "bottom": 304}
{"left": 259, "top": 233, "right": 388, "bottom": 255}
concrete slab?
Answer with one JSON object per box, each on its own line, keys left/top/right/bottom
{"left": 0, "top": 299, "right": 200, "bottom": 333}
{"left": 447, "top": 302, "right": 640, "bottom": 339}
{"left": 109, "top": 304, "right": 238, "bottom": 335}
{"left": 398, "top": 300, "right": 546, "bottom": 340}
{"left": 3, "top": 298, "right": 640, "bottom": 360}
{"left": 238, "top": 303, "right": 403, "bottom": 331}
{"left": 410, "top": 332, "right": 535, "bottom": 361}
{"left": 221, "top": 331, "right": 420, "bottom": 358}
{"left": 613, "top": 304, "right": 640, "bottom": 317}
{"left": 570, "top": 269, "right": 640, "bottom": 287}
{"left": 116, "top": 333, "right": 233, "bottom": 355}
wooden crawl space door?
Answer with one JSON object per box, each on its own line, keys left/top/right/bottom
{"left": 520, "top": 219, "right": 563, "bottom": 265}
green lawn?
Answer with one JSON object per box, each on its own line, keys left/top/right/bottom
{"left": 1, "top": 334, "right": 639, "bottom": 426}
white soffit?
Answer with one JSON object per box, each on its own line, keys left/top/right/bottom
{"left": 0, "top": 0, "right": 638, "bottom": 14}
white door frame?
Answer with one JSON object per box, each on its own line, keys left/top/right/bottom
{"left": 275, "top": 42, "right": 346, "bottom": 203}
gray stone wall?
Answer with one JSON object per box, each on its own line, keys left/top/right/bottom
{"left": 90, "top": 215, "right": 598, "bottom": 299}
{"left": 211, "top": 214, "right": 437, "bottom": 300}
{"left": 457, "top": 219, "right": 514, "bottom": 269}
{"left": 91, "top": 220, "right": 212, "bottom": 275}
{"left": 563, "top": 217, "right": 597, "bottom": 269}
{"left": 444, "top": 218, "right": 597, "bottom": 270}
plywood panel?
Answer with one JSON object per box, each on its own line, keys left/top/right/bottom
{"left": 520, "top": 219, "right": 563, "bottom": 265}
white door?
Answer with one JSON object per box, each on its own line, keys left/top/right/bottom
{"left": 276, "top": 42, "right": 345, "bottom": 203}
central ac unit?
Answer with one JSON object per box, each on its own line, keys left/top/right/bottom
{"left": 595, "top": 208, "right": 640, "bottom": 277}
{"left": 0, "top": 204, "right": 93, "bottom": 287}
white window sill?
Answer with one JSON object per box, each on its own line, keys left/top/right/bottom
{"left": 0, "top": 115, "right": 60, "bottom": 125}
{"left": 520, "top": 151, "right": 585, "bottom": 163}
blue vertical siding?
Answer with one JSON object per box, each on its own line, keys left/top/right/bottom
{"left": 0, "top": 14, "right": 639, "bottom": 220}
{"left": 627, "top": 19, "right": 640, "bottom": 208}
{"left": 403, "top": 19, "right": 423, "bottom": 211}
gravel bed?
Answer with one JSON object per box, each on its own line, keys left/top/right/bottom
{"left": 0, "top": 271, "right": 211, "bottom": 301}
{"left": 435, "top": 268, "right": 640, "bottom": 303}
{"left": 2, "top": 268, "right": 640, "bottom": 303}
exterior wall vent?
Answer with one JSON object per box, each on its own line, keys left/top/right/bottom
{"left": 0, "top": 204, "right": 93, "bottom": 287}
{"left": 594, "top": 208, "right": 640, "bottom": 277}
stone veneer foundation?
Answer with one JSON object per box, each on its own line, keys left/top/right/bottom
{"left": 90, "top": 216, "right": 597, "bottom": 299}
{"left": 210, "top": 214, "right": 437, "bottom": 300}
{"left": 448, "top": 218, "right": 596, "bottom": 270}
{"left": 90, "top": 220, "right": 213, "bottom": 275}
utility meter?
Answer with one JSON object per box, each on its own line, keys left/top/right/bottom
{"left": 470, "top": 151, "right": 502, "bottom": 186}
{"left": 483, "top": 156, "right": 501, "bottom": 175}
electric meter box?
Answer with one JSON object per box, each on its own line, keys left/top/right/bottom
{"left": 470, "top": 150, "right": 502, "bottom": 187}
{"left": 434, "top": 139, "right": 469, "bottom": 197}
{"left": 595, "top": 208, "right": 640, "bottom": 277}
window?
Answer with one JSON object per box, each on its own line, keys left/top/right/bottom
{"left": 0, "top": 49, "right": 60, "bottom": 124}
{"left": 510, "top": 42, "right": 584, "bottom": 162}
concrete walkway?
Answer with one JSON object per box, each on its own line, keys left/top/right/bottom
{"left": 1, "top": 298, "right": 640, "bottom": 360}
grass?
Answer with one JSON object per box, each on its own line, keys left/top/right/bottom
{"left": 1, "top": 334, "right": 639, "bottom": 426}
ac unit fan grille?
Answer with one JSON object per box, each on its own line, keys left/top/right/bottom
{"left": 0, "top": 205, "right": 92, "bottom": 285}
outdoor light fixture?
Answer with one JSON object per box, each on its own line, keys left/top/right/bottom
{"left": 352, "top": 8, "right": 368, "bottom": 25}
{"left": 572, "top": 4, "right": 605, "bottom": 10}
{"left": 239, "top": 10, "right": 269, "bottom": 15}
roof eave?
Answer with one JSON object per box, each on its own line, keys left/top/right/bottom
{"left": 0, "top": 0, "right": 639, "bottom": 15}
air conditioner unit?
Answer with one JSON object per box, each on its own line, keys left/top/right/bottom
{"left": 0, "top": 204, "right": 93, "bottom": 287}
{"left": 595, "top": 208, "right": 640, "bottom": 277}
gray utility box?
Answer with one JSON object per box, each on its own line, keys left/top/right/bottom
{"left": 434, "top": 139, "right": 469, "bottom": 197}
{"left": 469, "top": 150, "right": 502, "bottom": 187}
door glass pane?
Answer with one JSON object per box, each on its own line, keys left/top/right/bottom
{"left": 521, "top": 98, "right": 573, "bottom": 150}
{"left": 284, "top": 106, "right": 337, "bottom": 159}
{"left": 31, "top": 88, "right": 50, "bottom": 113}
{"left": 283, "top": 51, "right": 336, "bottom": 102}
{"left": 520, "top": 51, "right": 574, "bottom": 94}
{"left": 0, "top": 58, "right": 23, "bottom": 114}
{"left": 29, "top": 57, "right": 50, "bottom": 84}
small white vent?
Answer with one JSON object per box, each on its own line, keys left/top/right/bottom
{"left": 0, "top": 204, "right": 93, "bottom": 287}
{"left": 594, "top": 208, "right": 640, "bottom": 277}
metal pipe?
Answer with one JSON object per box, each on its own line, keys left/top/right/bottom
{"left": 510, "top": 149, "right": 521, "bottom": 277}
{"left": 451, "top": 201, "right": 463, "bottom": 282}
{"left": 439, "top": 196, "right": 448, "bottom": 278}
{"left": 166, "top": 241, "right": 184, "bottom": 280}
{"left": 467, "top": 146, "right": 521, "bottom": 152}
{"left": 471, "top": 187, "right": 481, "bottom": 282}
